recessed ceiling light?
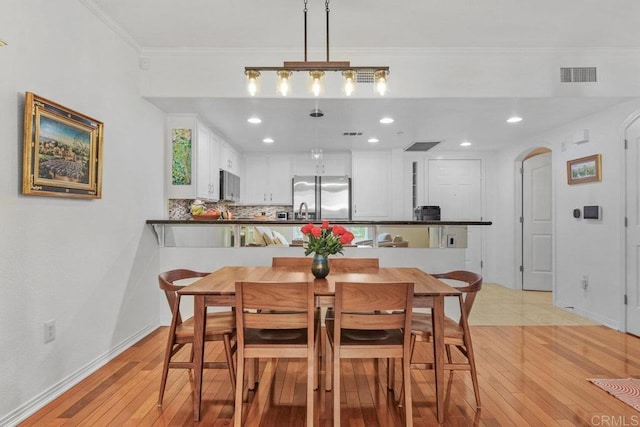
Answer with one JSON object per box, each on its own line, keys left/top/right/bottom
{"left": 379, "top": 117, "right": 394, "bottom": 124}
{"left": 368, "top": 138, "right": 379, "bottom": 143}
{"left": 507, "top": 116, "right": 523, "bottom": 123}
{"left": 263, "top": 137, "right": 274, "bottom": 143}
{"left": 247, "top": 117, "right": 262, "bottom": 124}
{"left": 460, "top": 141, "right": 472, "bottom": 147}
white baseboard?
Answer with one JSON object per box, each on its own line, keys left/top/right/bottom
{"left": 0, "top": 323, "right": 158, "bottom": 427}
{"left": 556, "top": 301, "right": 619, "bottom": 330}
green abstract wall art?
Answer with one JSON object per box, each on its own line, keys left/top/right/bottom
{"left": 171, "top": 128, "right": 191, "bottom": 185}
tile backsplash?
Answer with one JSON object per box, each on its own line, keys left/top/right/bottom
{"left": 168, "top": 199, "right": 293, "bottom": 220}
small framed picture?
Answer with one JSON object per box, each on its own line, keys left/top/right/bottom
{"left": 567, "top": 154, "right": 601, "bottom": 185}
{"left": 22, "top": 92, "right": 104, "bottom": 198}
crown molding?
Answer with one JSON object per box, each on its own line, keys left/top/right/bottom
{"left": 79, "top": 0, "right": 141, "bottom": 53}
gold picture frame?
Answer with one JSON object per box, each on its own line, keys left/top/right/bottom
{"left": 22, "top": 92, "right": 103, "bottom": 198}
{"left": 567, "top": 154, "right": 601, "bottom": 185}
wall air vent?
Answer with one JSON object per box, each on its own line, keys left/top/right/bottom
{"left": 404, "top": 141, "right": 441, "bottom": 152}
{"left": 561, "top": 67, "right": 597, "bottom": 83}
{"left": 343, "top": 131, "right": 363, "bottom": 136}
{"left": 356, "top": 70, "right": 374, "bottom": 83}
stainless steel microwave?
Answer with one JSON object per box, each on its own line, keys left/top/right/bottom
{"left": 219, "top": 170, "right": 240, "bottom": 202}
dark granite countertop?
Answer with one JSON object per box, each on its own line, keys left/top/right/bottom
{"left": 146, "top": 219, "right": 492, "bottom": 226}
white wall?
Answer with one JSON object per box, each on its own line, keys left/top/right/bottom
{"left": 491, "top": 99, "right": 640, "bottom": 329}
{"left": 0, "top": 1, "right": 165, "bottom": 424}
{"left": 140, "top": 47, "right": 640, "bottom": 99}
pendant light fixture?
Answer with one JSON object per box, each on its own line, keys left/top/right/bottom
{"left": 245, "top": 0, "right": 389, "bottom": 97}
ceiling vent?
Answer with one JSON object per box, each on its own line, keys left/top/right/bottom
{"left": 561, "top": 67, "right": 597, "bottom": 83}
{"left": 343, "top": 131, "right": 363, "bottom": 136}
{"left": 405, "top": 141, "right": 441, "bottom": 152}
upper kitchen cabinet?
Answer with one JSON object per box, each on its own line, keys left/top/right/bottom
{"left": 292, "top": 152, "right": 351, "bottom": 176}
{"left": 243, "top": 154, "right": 292, "bottom": 204}
{"left": 351, "top": 151, "right": 390, "bottom": 219}
{"left": 220, "top": 141, "right": 240, "bottom": 175}
{"left": 195, "top": 128, "right": 220, "bottom": 201}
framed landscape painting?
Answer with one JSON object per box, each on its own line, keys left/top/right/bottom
{"left": 567, "top": 154, "right": 601, "bottom": 185}
{"left": 22, "top": 92, "right": 104, "bottom": 198}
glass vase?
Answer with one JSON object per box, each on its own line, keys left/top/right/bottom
{"left": 311, "top": 254, "right": 330, "bottom": 279}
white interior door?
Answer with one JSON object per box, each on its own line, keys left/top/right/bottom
{"left": 626, "top": 118, "right": 640, "bottom": 335}
{"left": 522, "top": 152, "right": 553, "bottom": 291}
{"left": 427, "top": 159, "right": 482, "bottom": 272}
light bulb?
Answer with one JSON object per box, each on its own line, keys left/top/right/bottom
{"left": 309, "top": 70, "right": 325, "bottom": 97}
{"left": 374, "top": 69, "right": 388, "bottom": 96}
{"left": 342, "top": 70, "right": 357, "bottom": 96}
{"left": 245, "top": 70, "right": 260, "bottom": 97}
{"left": 277, "top": 70, "right": 292, "bottom": 96}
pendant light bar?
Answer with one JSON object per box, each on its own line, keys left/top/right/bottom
{"left": 244, "top": 0, "right": 389, "bottom": 97}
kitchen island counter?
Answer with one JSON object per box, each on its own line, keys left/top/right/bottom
{"left": 146, "top": 219, "right": 492, "bottom": 226}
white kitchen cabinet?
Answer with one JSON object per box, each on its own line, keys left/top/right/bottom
{"left": 351, "top": 151, "right": 390, "bottom": 219}
{"left": 292, "top": 152, "right": 351, "bottom": 176}
{"left": 166, "top": 115, "right": 212, "bottom": 200}
{"left": 195, "top": 129, "right": 220, "bottom": 201}
{"left": 243, "top": 154, "right": 292, "bottom": 204}
{"left": 220, "top": 141, "right": 240, "bottom": 175}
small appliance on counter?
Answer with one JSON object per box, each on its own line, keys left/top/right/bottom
{"left": 414, "top": 205, "right": 441, "bottom": 221}
{"left": 276, "top": 211, "right": 289, "bottom": 220}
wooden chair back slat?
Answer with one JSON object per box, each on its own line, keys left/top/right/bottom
{"left": 271, "top": 257, "right": 311, "bottom": 268}
{"left": 239, "top": 281, "right": 309, "bottom": 311}
{"left": 338, "top": 281, "right": 410, "bottom": 311}
{"left": 341, "top": 312, "right": 406, "bottom": 330}
{"left": 330, "top": 258, "right": 379, "bottom": 269}
{"left": 272, "top": 257, "right": 379, "bottom": 269}
{"left": 243, "top": 312, "right": 308, "bottom": 329}
{"left": 431, "top": 270, "right": 482, "bottom": 318}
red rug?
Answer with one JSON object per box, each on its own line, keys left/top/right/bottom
{"left": 588, "top": 378, "right": 640, "bottom": 411}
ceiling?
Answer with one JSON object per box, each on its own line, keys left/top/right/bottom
{"left": 86, "top": 0, "right": 640, "bottom": 154}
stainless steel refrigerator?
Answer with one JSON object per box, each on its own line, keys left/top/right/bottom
{"left": 292, "top": 175, "right": 351, "bottom": 220}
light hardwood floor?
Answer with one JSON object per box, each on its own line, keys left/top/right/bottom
{"left": 20, "top": 285, "right": 640, "bottom": 426}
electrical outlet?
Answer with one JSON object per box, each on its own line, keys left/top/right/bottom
{"left": 44, "top": 319, "right": 56, "bottom": 343}
{"left": 582, "top": 275, "right": 589, "bottom": 290}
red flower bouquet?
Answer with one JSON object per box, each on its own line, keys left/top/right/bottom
{"left": 300, "top": 221, "right": 355, "bottom": 257}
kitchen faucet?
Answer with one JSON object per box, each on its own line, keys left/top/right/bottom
{"left": 298, "top": 202, "right": 308, "bottom": 220}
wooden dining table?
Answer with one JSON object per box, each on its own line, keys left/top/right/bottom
{"left": 178, "top": 265, "right": 461, "bottom": 423}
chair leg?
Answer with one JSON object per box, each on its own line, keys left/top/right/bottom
{"left": 314, "top": 323, "right": 321, "bottom": 391}
{"left": 325, "top": 337, "right": 333, "bottom": 391}
{"left": 223, "top": 333, "right": 236, "bottom": 393}
{"left": 233, "top": 357, "right": 245, "bottom": 427}
{"left": 463, "top": 334, "right": 481, "bottom": 408}
{"left": 333, "top": 356, "right": 341, "bottom": 427}
{"left": 398, "top": 334, "right": 417, "bottom": 407}
{"left": 158, "top": 332, "right": 178, "bottom": 406}
{"left": 307, "top": 353, "right": 315, "bottom": 427}
{"left": 458, "top": 295, "right": 481, "bottom": 408}
{"left": 247, "top": 358, "right": 259, "bottom": 390}
{"left": 402, "top": 355, "right": 413, "bottom": 427}
{"left": 387, "top": 358, "right": 395, "bottom": 391}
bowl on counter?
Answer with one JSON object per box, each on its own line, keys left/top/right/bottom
{"left": 192, "top": 213, "right": 221, "bottom": 221}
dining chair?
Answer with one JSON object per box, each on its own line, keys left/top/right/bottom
{"left": 399, "top": 270, "right": 482, "bottom": 408}
{"left": 157, "top": 269, "right": 236, "bottom": 406}
{"left": 272, "top": 256, "right": 379, "bottom": 269}
{"left": 325, "top": 281, "right": 414, "bottom": 427}
{"left": 234, "top": 280, "right": 320, "bottom": 427}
